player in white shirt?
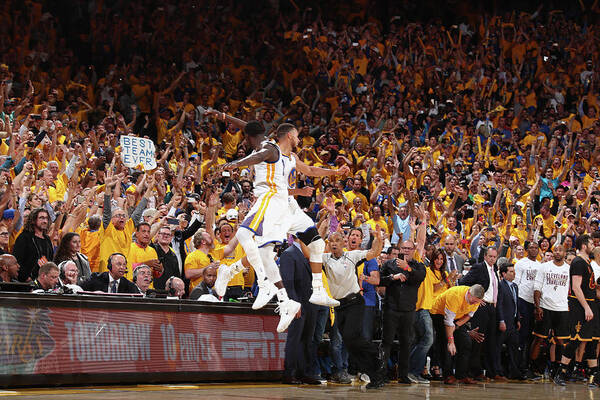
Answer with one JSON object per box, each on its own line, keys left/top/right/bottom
{"left": 530, "top": 245, "right": 570, "bottom": 375}
{"left": 513, "top": 241, "right": 541, "bottom": 378}
{"left": 215, "top": 118, "right": 349, "bottom": 310}
{"left": 217, "top": 123, "right": 301, "bottom": 332}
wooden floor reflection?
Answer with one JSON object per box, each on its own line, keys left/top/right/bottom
{"left": 3, "top": 381, "right": 600, "bottom": 399}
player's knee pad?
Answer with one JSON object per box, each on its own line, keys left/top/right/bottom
{"left": 307, "top": 238, "right": 325, "bottom": 264}
{"left": 297, "top": 227, "right": 320, "bottom": 246}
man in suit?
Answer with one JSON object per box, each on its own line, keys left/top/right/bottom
{"left": 459, "top": 246, "right": 500, "bottom": 380}
{"left": 443, "top": 234, "right": 466, "bottom": 274}
{"left": 495, "top": 259, "right": 522, "bottom": 380}
{"left": 189, "top": 264, "right": 219, "bottom": 300}
{"left": 81, "top": 253, "right": 139, "bottom": 294}
{"left": 280, "top": 239, "right": 320, "bottom": 385}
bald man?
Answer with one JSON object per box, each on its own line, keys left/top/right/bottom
{"left": 0, "top": 254, "right": 19, "bottom": 283}
{"left": 190, "top": 264, "right": 219, "bottom": 300}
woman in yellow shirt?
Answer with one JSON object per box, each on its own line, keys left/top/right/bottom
{"left": 427, "top": 248, "right": 458, "bottom": 380}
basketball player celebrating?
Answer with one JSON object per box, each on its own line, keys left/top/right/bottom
{"left": 215, "top": 123, "right": 300, "bottom": 332}
{"left": 214, "top": 119, "right": 348, "bottom": 309}
{"left": 554, "top": 235, "right": 598, "bottom": 386}
{"left": 530, "top": 245, "right": 570, "bottom": 377}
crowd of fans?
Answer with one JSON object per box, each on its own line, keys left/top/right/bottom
{"left": 1, "top": 0, "right": 600, "bottom": 388}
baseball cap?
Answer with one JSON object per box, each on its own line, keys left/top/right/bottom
{"left": 2, "top": 209, "right": 14, "bottom": 220}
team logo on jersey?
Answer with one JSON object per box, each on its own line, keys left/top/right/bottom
{"left": 288, "top": 168, "right": 297, "bottom": 189}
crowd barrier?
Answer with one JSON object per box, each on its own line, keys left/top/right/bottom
{"left": 0, "top": 293, "right": 285, "bottom": 387}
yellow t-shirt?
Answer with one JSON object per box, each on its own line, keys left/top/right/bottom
{"left": 223, "top": 130, "right": 244, "bottom": 158}
{"left": 366, "top": 217, "right": 391, "bottom": 235}
{"left": 48, "top": 174, "right": 69, "bottom": 203}
{"left": 415, "top": 268, "right": 435, "bottom": 311}
{"left": 184, "top": 249, "right": 212, "bottom": 290}
{"left": 99, "top": 219, "right": 136, "bottom": 273}
{"left": 430, "top": 285, "right": 480, "bottom": 321}
{"left": 431, "top": 269, "right": 450, "bottom": 300}
{"left": 210, "top": 243, "right": 246, "bottom": 287}
{"left": 77, "top": 227, "right": 101, "bottom": 273}
{"left": 344, "top": 191, "right": 369, "bottom": 212}
{"left": 127, "top": 242, "right": 158, "bottom": 282}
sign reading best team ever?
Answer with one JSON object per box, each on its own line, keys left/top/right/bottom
{"left": 120, "top": 135, "right": 157, "bottom": 170}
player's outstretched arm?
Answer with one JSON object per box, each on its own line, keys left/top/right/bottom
{"left": 293, "top": 153, "right": 350, "bottom": 177}
{"left": 222, "top": 142, "right": 279, "bottom": 171}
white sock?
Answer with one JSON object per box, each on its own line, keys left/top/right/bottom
{"left": 312, "top": 273, "right": 323, "bottom": 289}
{"left": 277, "top": 288, "right": 289, "bottom": 303}
{"left": 236, "top": 228, "right": 267, "bottom": 281}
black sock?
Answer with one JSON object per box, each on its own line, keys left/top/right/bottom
{"left": 560, "top": 363, "right": 570, "bottom": 373}
{"left": 589, "top": 365, "right": 598, "bottom": 375}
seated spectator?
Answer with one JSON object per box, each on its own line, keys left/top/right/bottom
{"left": 57, "top": 260, "right": 83, "bottom": 293}
{"left": 165, "top": 276, "right": 186, "bottom": 299}
{"left": 80, "top": 253, "right": 139, "bottom": 294}
{"left": 0, "top": 254, "right": 20, "bottom": 283}
{"left": 189, "top": 264, "right": 219, "bottom": 300}
{"left": 32, "top": 262, "right": 60, "bottom": 292}
{"left": 133, "top": 264, "right": 153, "bottom": 295}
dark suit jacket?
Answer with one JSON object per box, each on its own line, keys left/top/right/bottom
{"left": 459, "top": 261, "right": 499, "bottom": 292}
{"left": 80, "top": 272, "right": 140, "bottom": 294}
{"left": 189, "top": 281, "right": 217, "bottom": 300}
{"left": 279, "top": 244, "right": 312, "bottom": 304}
{"left": 496, "top": 279, "right": 520, "bottom": 329}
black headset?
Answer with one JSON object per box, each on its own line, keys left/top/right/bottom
{"left": 58, "top": 261, "right": 68, "bottom": 282}
{"left": 133, "top": 265, "right": 153, "bottom": 283}
{"left": 166, "top": 276, "right": 175, "bottom": 296}
{"left": 107, "top": 252, "right": 127, "bottom": 271}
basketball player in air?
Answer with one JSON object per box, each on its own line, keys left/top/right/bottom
{"left": 214, "top": 118, "right": 346, "bottom": 331}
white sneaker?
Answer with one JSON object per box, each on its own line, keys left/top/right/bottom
{"left": 252, "top": 280, "right": 278, "bottom": 310}
{"left": 214, "top": 264, "right": 233, "bottom": 297}
{"left": 309, "top": 286, "right": 340, "bottom": 307}
{"left": 276, "top": 299, "right": 301, "bottom": 333}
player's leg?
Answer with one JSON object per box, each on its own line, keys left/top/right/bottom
{"left": 259, "top": 244, "right": 300, "bottom": 333}
{"left": 296, "top": 227, "right": 340, "bottom": 307}
{"left": 214, "top": 227, "right": 277, "bottom": 307}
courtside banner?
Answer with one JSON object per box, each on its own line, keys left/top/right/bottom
{"left": 0, "top": 302, "right": 285, "bottom": 376}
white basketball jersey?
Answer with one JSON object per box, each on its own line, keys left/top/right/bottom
{"left": 253, "top": 141, "right": 296, "bottom": 198}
